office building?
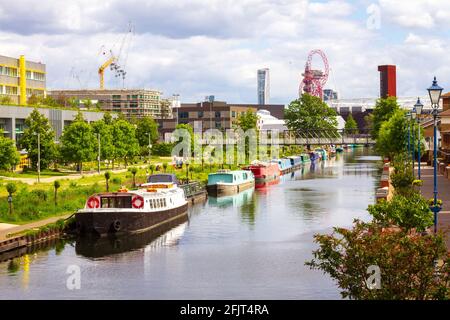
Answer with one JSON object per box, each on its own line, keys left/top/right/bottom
{"left": 257, "top": 68, "right": 270, "bottom": 105}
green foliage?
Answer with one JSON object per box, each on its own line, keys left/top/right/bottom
{"left": 104, "top": 171, "right": 111, "bottom": 191}
{"left": 162, "top": 162, "right": 168, "bottom": 172}
{"left": 149, "top": 164, "right": 155, "bottom": 174}
{"left": 91, "top": 119, "right": 114, "bottom": 161}
{"left": 372, "top": 97, "right": 400, "bottom": 140}
{"left": 20, "top": 108, "right": 57, "bottom": 170}
{"left": 376, "top": 109, "right": 408, "bottom": 159}
{"left": 136, "top": 116, "right": 159, "bottom": 147}
{"left": 112, "top": 119, "right": 140, "bottom": 166}
{"left": 368, "top": 193, "right": 433, "bottom": 232}
{"left": 306, "top": 220, "right": 450, "bottom": 300}
{"left": 390, "top": 155, "right": 415, "bottom": 196}
{"left": 60, "top": 112, "right": 96, "bottom": 172}
{"left": 0, "top": 133, "right": 20, "bottom": 170}
{"left": 151, "top": 143, "right": 174, "bottom": 156}
{"left": 285, "top": 94, "right": 338, "bottom": 132}
{"left": 236, "top": 109, "right": 258, "bottom": 131}
{"left": 111, "top": 177, "right": 121, "bottom": 184}
{"left": 6, "top": 182, "right": 17, "bottom": 196}
{"left": 0, "top": 95, "right": 14, "bottom": 105}
{"left": 128, "top": 167, "right": 138, "bottom": 187}
{"left": 344, "top": 114, "right": 358, "bottom": 133}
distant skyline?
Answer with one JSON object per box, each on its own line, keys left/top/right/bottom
{"left": 1, "top": 0, "right": 450, "bottom": 104}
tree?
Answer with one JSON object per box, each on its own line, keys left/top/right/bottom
{"left": 0, "top": 132, "right": 20, "bottom": 171}
{"left": 344, "top": 114, "right": 358, "bottom": 134}
{"left": 136, "top": 116, "right": 159, "bottom": 148}
{"left": 149, "top": 164, "right": 155, "bottom": 174}
{"left": 162, "top": 162, "right": 168, "bottom": 172}
{"left": 53, "top": 180, "right": 61, "bottom": 206}
{"left": 111, "top": 119, "right": 139, "bottom": 168}
{"left": 60, "top": 112, "right": 96, "bottom": 173}
{"left": 376, "top": 109, "right": 408, "bottom": 160}
{"left": 104, "top": 171, "right": 111, "bottom": 192}
{"left": 103, "top": 112, "right": 113, "bottom": 125}
{"left": 237, "top": 109, "right": 258, "bottom": 131}
{"left": 20, "top": 108, "right": 57, "bottom": 170}
{"left": 307, "top": 220, "right": 450, "bottom": 300}
{"left": 175, "top": 123, "right": 196, "bottom": 155}
{"left": 129, "top": 167, "right": 138, "bottom": 188}
{"left": 6, "top": 182, "right": 17, "bottom": 215}
{"left": 372, "top": 96, "right": 400, "bottom": 140}
{"left": 285, "top": 94, "right": 338, "bottom": 133}
{"left": 91, "top": 119, "right": 114, "bottom": 163}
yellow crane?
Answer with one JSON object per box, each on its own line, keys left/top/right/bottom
{"left": 98, "top": 53, "right": 116, "bottom": 90}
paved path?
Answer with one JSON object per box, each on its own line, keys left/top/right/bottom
{"left": 0, "top": 163, "right": 163, "bottom": 185}
{"left": 417, "top": 166, "right": 450, "bottom": 249}
{"left": 0, "top": 213, "right": 74, "bottom": 241}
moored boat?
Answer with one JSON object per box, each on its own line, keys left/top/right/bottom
{"left": 300, "top": 153, "right": 311, "bottom": 164}
{"left": 75, "top": 178, "right": 188, "bottom": 236}
{"left": 206, "top": 170, "right": 255, "bottom": 197}
{"left": 286, "top": 156, "right": 302, "bottom": 170}
{"left": 270, "top": 158, "right": 293, "bottom": 175}
{"left": 243, "top": 162, "right": 280, "bottom": 184}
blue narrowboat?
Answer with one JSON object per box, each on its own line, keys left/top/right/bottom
{"left": 300, "top": 153, "right": 311, "bottom": 164}
{"left": 207, "top": 170, "right": 255, "bottom": 197}
{"left": 286, "top": 156, "right": 302, "bottom": 169}
{"left": 271, "top": 158, "right": 293, "bottom": 175}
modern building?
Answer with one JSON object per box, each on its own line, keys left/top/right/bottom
{"left": 158, "top": 101, "right": 285, "bottom": 141}
{"left": 257, "top": 68, "right": 270, "bottom": 105}
{"left": 48, "top": 89, "right": 168, "bottom": 119}
{"left": 256, "top": 109, "right": 287, "bottom": 131}
{"left": 0, "top": 105, "right": 113, "bottom": 144}
{"left": 0, "top": 54, "right": 46, "bottom": 105}
{"left": 323, "top": 89, "right": 338, "bottom": 101}
{"left": 378, "top": 65, "right": 396, "bottom": 98}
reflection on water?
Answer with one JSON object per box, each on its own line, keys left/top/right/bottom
{"left": 0, "top": 147, "right": 381, "bottom": 299}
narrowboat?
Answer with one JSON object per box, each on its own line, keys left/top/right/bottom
{"left": 286, "top": 156, "right": 302, "bottom": 169}
{"left": 270, "top": 158, "right": 293, "bottom": 174}
{"left": 75, "top": 177, "right": 188, "bottom": 236}
{"left": 243, "top": 162, "right": 280, "bottom": 184}
{"left": 206, "top": 170, "right": 255, "bottom": 197}
{"left": 300, "top": 153, "right": 311, "bottom": 164}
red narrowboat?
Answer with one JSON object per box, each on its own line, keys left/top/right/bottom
{"left": 243, "top": 162, "right": 281, "bottom": 184}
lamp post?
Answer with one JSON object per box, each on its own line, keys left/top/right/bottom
{"left": 414, "top": 97, "right": 424, "bottom": 179}
{"left": 148, "top": 133, "right": 152, "bottom": 159}
{"left": 97, "top": 133, "right": 101, "bottom": 174}
{"left": 411, "top": 109, "right": 416, "bottom": 175}
{"left": 427, "top": 77, "right": 443, "bottom": 234}
{"left": 406, "top": 111, "right": 411, "bottom": 157}
{"left": 33, "top": 132, "right": 41, "bottom": 183}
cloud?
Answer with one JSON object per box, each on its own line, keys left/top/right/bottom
{"left": 1, "top": 0, "right": 450, "bottom": 105}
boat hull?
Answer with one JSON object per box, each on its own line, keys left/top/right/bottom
{"left": 206, "top": 180, "right": 255, "bottom": 197}
{"left": 75, "top": 203, "right": 189, "bottom": 236}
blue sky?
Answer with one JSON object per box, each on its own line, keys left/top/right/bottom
{"left": 1, "top": 0, "right": 449, "bottom": 105}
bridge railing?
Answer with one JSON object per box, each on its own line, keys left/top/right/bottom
{"left": 259, "top": 129, "right": 374, "bottom": 145}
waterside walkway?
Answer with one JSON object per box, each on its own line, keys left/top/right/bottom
{"left": 417, "top": 166, "right": 450, "bottom": 249}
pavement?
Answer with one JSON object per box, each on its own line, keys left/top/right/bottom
{"left": 416, "top": 165, "right": 450, "bottom": 249}
{"left": 0, "top": 213, "right": 74, "bottom": 241}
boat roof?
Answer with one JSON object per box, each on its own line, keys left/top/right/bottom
{"left": 147, "top": 173, "right": 179, "bottom": 184}
{"left": 209, "top": 170, "right": 251, "bottom": 175}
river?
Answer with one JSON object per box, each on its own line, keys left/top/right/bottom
{"left": 0, "top": 147, "right": 381, "bottom": 299}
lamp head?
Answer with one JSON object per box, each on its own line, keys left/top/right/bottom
{"left": 414, "top": 97, "right": 423, "bottom": 115}
{"left": 427, "top": 76, "right": 443, "bottom": 107}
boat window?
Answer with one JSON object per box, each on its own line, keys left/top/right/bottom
{"left": 163, "top": 198, "right": 167, "bottom": 207}
{"left": 243, "top": 173, "right": 247, "bottom": 179}
{"left": 157, "top": 199, "right": 161, "bottom": 208}
{"left": 100, "top": 196, "right": 132, "bottom": 208}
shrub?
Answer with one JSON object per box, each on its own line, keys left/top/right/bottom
{"left": 31, "top": 189, "right": 48, "bottom": 202}
{"left": 367, "top": 193, "right": 433, "bottom": 232}
{"left": 111, "top": 177, "right": 122, "bottom": 184}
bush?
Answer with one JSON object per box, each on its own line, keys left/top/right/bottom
{"left": 31, "top": 189, "right": 48, "bottom": 202}
{"left": 367, "top": 193, "right": 433, "bottom": 232}
{"left": 151, "top": 143, "right": 174, "bottom": 156}
{"left": 111, "top": 177, "right": 122, "bottom": 184}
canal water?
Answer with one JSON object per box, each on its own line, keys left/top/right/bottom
{"left": 0, "top": 148, "right": 380, "bottom": 299}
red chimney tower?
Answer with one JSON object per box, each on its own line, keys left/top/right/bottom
{"left": 378, "top": 65, "right": 396, "bottom": 98}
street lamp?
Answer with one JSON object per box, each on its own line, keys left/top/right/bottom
{"left": 427, "top": 76, "right": 443, "bottom": 233}
{"left": 406, "top": 111, "right": 411, "bottom": 156}
{"left": 411, "top": 109, "right": 416, "bottom": 175}
{"left": 414, "top": 97, "right": 424, "bottom": 179}
{"left": 33, "top": 132, "right": 41, "bottom": 183}
{"left": 148, "top": 133, "right": 152, "bottom": 159}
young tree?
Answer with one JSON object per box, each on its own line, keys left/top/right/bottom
{"left": 376, "top": 109, "right": 408, "bottom": 160}
{"left": 6, "top": 182, "right": 17, "bottom": 215}
{"left": 111, "top": 119, "right": 140, "bottom": 168}
{"left": 136, "top": 116, "right": 159, "bottom": 148}
{"left": 162, "top": 162, "right": 168, "bottom": 172}
{"left": 53, "top": 180, "right": 61, "bottom": 206}
{"left": 104, "top": 171, "right": 111, "bottom": 192}
{"left": 0, "top": 132, "right": 20, "bottom": 171}
{"left": 129, "top": 167, "right": 138, "bottom": 188}
{"left": 149, "top": 164, "right": 155, "bottom": 175}
{"left": 237, "top": 109, "right": 258, "bottom": 131}
{"left": 20, "top": 108, "right": 57, "bottom": 170}
{"left": 60, "top": 112, "right": 96, "bottom": 173}
{"left": 344, "top": 114, "right": 358, "bottom": 134}
{"left": 306, "top": 220, "right": 450, "bottom": 300}
{"left": 371, "top": 96, "right": 400, "bottom": 139}
{"left": 285, "top": 94, "right": 338, "bottom": 132}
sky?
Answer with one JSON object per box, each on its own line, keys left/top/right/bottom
{"left": 1, "top": 0, "right": 450, "bottom": 105}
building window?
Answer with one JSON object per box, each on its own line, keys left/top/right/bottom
{"left": 33, "top": 72, "right": 45, "bottom": 81}
{"left": 215, "top": 121, "right": 221, "bottom": 129}
{"left": 232, "top": 111, "right": 236, "bottom": 118}
{"left": 5, "top": 86, "right": 18, "bottom": 95}
{"left": 215, "top": 111, "right": 221, "bottom": 118}
{"left": 198, "top": 111, "right": 204, "bottom": 118}
{"left": 1, "top": 66, "right": 18, "bottom": 77}
{"left": 179, "top": 112, "right": 188, "bottom": 119}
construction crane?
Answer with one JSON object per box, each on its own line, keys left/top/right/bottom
{"left": 98, "top": 50, "right": 117, "bottom": 90}
{"left": 97, "top": 22, "right": 134, "bottom": 90}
